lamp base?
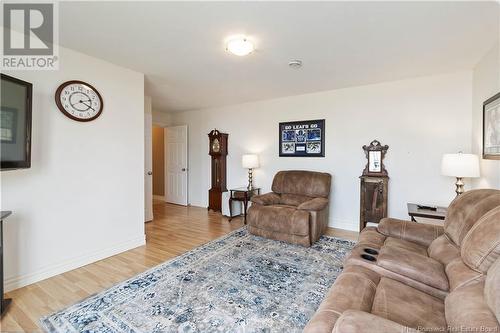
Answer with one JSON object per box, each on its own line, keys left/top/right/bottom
{"left": 247, "top": 168, "right": 253, "bottom": 190}
{"left": 455, "top": 177, "right": 465, "bottom": 196}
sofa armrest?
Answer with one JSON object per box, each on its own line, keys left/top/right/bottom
{"left": 377, "top": 218, "right": 444, "bottom": 247}
{"left": 250, "top": 192, "right": 281, "bottom": 206}
{"left": 333, "top": 310, "right": 419, "bottom": 333}
{"left": 297, "top": 197, "right": 329, "bottom": 211}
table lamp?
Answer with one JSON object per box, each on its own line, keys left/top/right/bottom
{"left": 242, "top": 154, "right": 259, "bottom": 189}
{"left": 441, "top": 152, "right": 480, "bottom": 196}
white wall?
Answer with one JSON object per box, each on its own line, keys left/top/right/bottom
{"left": 172, "top": 71, "right": 473, "bottom": 231}
{"left": 472, "top": 44, "right": 500, "bottom": 189}
{"left": 152, "top": 110, "right": 172, "bottom": 126}
{"left": 1, "top": 45, "right": 145, "bottom": 291}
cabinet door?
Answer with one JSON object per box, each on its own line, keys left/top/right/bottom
{"left": 363, "top": 180, "right": 386, "bottom": 223}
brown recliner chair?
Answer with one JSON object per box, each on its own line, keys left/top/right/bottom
{"left": 304, "top": 203, "right": 500, "bottom": 333}
{"left": 246, "top": 170, "right": 331, "bottom": 247}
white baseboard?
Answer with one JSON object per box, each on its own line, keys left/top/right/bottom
{"left": 153, "top": 195, "right": 165, "bottom": 201}
{"left": 329, "top": 218, "right": 358, "bottom": 232}
{"left": 5, "top": 235, "right": 146, "bottom": 293}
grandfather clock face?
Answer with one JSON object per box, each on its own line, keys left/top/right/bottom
{"left": 212, "top": 138, "right": 220, "bottom": 153}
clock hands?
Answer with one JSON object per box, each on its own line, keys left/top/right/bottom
{"left": 69, "top": 98, "right": 95, "bottom": 112}
{"left": 80, "top": 101, "right": 96, "bottom": 112}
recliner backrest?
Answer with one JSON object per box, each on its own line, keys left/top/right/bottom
{"left": 461, "top": 206, "right": 500, "bottom": 273}
{"left": 444, "top": 189, "right": 500, "bottom": 246}
{"left": 271, "top": 170, "right": 331, "bottom": 198}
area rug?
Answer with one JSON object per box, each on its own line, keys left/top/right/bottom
{"left": 40, "top": 228, "right": 355, "bottom": 333}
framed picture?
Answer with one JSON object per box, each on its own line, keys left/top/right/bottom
{"left": 483, "top": 92, "right": 500, "bottom": 159}
{"left": 279, "top": 119, "right": 325, "bottom": 157}
{"left": 0, "top": 107, "right": 18, "bottom": 144}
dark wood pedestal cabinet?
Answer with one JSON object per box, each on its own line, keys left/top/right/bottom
{"left": 359, "top": 140, "right": 390, "bottom": 231}
{"left": 359, "top": 176, "right": 389, "bottom": 231}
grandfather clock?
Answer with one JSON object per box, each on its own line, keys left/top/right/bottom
{"left": 359, "top": 140, "right": 389, "bottom": 231}
{"left": 208, "top": 129, "right": 228, "bottom": 212}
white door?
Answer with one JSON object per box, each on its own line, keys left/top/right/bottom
{"left": 165, "top": 125, "right": 188, "bottom": 205}
{"left": 144, "top": 113, "right": 154, "bottom": 222}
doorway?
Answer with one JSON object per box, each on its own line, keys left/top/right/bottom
{"left": 152, "top": 125, "right": 165, "bottom": 200}
{"left": 164, "top": 125, "right": 188, "bottom": 205}
{"left": 150, "top": 124, "right": 188, "bottom": 206}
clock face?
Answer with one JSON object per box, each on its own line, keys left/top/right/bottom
{"left": 55, "top": 81, "right": 103, "bottom": 122}
{"left": 212, "top": 138, "right": 220, "bottom": 153}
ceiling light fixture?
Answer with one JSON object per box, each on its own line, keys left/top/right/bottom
{"left": 226, "top": 36, "right": 254, "bottom": 56}
{"left": 288, "top": 60, "right": 303, "bottom": 69}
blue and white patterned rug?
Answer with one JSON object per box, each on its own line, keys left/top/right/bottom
{"left": 41, "top": 228, "right": 354, "bottom": 333}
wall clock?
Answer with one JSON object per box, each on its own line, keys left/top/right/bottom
{"left": 55, "top": 80, "right": 103, "bottom": 122}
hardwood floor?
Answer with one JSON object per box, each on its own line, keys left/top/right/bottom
{"left": 1, "top": 202, "right": 358, "bottom": 332}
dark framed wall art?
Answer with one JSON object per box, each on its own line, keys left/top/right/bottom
{"left": 483, "top": 92, "right": 500, "bottom": 160}
{"left": 279, "top": 119, "right": 325, "bottom": 157}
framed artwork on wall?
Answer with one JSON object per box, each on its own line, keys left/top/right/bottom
{"left": 279, "top": 119, "right": 325, "bottom": 157}
{"left": 483, "top": 92, "right": 500, "bottom": 160}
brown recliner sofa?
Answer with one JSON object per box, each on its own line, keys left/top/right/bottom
{"left": 246, "top": 170, "right": 331, "bottom": 247}
{"left": 304, "top": 189, "right": 500, "bottom": 332}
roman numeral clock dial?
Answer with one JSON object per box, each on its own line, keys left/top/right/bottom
{"left": 55, "top": 80, "right": 103, "bottom": 122}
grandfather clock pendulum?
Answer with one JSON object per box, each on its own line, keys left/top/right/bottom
{"left": 208, "top": 129, "right": 228, "bottom": 212}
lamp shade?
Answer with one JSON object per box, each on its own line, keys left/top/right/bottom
{"left": 242, "top": 154, "right": 259, "bottom": 169}
{"left": 441, "top": 153, "right": 480, "bottom": 178}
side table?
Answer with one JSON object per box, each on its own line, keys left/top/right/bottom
{"left": 228, "top": 187, "right": 261, "bottom": 224}
{"left": 407, "top": 203, "right": 447, "bottom": 223}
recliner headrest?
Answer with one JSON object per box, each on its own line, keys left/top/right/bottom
{"left": 271, "top": 170, "right": 331, "bottom": 198}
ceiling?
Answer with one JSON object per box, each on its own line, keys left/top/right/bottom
{"left": 58, "top": 1, "right": 499, "bottom": 112}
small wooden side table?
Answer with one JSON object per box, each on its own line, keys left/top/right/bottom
{"left": 1, "top": 211, "right": 12, "bottom": 316}
{"left": 407, "top": 203, "right": 447, "bottom": 223}
{"left": 228, "top": 187, "right": 261, "bottom": 224}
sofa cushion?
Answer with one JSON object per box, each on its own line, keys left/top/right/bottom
{"left": 461, "top": 206, "right": 500, "bottom": 273}
{"left": 428, "top": 234, "right": 461, "bottom": 265}
{"left": 247, "top": 205, "right": 309, "bottom": 236}
{"left": 444, "top": 189, "right": 500, "bottom": 246}
{"left": 271, "top": 170, "right": 331, "bottom": 198}
{"left": 445, "top": 280, "right": 500, "bottom": 332}
{"left": 383, "top": 237, "right": 428, "bottom": 256}
{"left": 378, "top": 246, "right": 449, "bottom": 291}
{"left": 371, "top": 277, "right": 446, "bottom": 330}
